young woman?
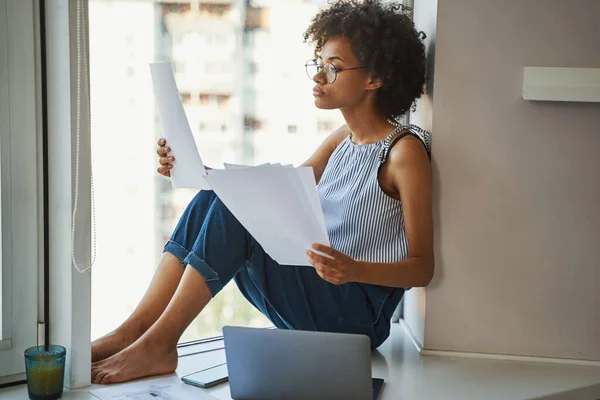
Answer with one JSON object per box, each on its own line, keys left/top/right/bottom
{"left": 91, "top": 0, "right": 433, "bottom": 384}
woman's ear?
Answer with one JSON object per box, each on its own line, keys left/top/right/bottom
{"left": 366, "top": 76, "right": 383, "bottom": 91}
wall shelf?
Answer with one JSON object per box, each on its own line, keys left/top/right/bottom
{"left": 522, "top": 67, "right": 600, "bottom": 102}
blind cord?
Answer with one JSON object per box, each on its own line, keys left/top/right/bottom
{"left": 71, "top": 0, "right": 96, "bottom": 274}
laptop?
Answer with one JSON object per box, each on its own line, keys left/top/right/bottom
{"left": 223, "top": 326, "right": 384, "bottom": 400}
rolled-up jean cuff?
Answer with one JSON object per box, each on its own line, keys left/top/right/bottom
{"left": 163, "top": 240, "right": 224, "bottom": 297}
{"left": 183, "top": 251, "right": 224, "bottom": 297}
{"left": 163, "top": 240, "right": 190, "bottom": 267}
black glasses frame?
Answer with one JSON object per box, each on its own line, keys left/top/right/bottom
{"left": 305, "top": 59, "right": 365, "bottom": 84}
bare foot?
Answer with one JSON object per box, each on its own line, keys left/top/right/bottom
{"left": 92, "top": 325, "right": 144, "bottom": 363}
{"left": 91, "top": 338, "right": 178, "bottom": 384}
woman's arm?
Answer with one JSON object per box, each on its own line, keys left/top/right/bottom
{"left": 157, "top": 125, "right": 348, "bottom": 181}
{"left": 300, "top": 124, "right": 349, "bottom": 184}
{"left": 307, "top": 135, "right": 434, "bottom": 288}
{"left": 359, "top": 135, "right": 434, "bottom": 287}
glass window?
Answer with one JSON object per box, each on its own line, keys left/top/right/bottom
{"left": 181, "top": 92, "right": 192, "bottom": 105}
{"left": 217, "top": 94, "right": 230, "bottom": 108}
{"left": 317, "top": 120, "right": 335, "bottom": 132}
{"left": 0, "top": 0, "right": 42, "bottom": 379}
{"left": 0, "top": 0, "right": 6, "bottom": 348}
{"left": 89, "top": 0, "right": 344, "bottom": 344}
{"left": 0, "top": 147, "right": 3, "bottom": 343}
{"left": 249, "top": 61, "right": 258, "bottom": 74}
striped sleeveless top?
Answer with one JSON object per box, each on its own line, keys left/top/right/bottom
{"left": 317, "top": 125, "right": 431, "bottom": 263}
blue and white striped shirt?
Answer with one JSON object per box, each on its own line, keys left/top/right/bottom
{"left": 318, "top": 125, "right": 431, "bottom": 263}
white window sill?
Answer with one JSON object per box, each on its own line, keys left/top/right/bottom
{"left": 2, "top": 323, "right": 600, "bottom": 400}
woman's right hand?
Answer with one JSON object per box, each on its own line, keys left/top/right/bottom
{"left": 156, "top": 138, "right": 174, "bottom": 177}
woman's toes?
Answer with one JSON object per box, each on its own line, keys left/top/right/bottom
{"left": 101, "top": 373, "right": 114, "bottom": 385}
{"left": 92, "top": 363, "right": 105, "bottom": 378}
{"left": 93, "top": 370, "right": 108, "bottom": 384}
{"left": 89, "top": 339, "right": 178, "bottom": 385}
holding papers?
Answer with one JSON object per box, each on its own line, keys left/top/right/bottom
{"left": 150, "top": 62, "right": 210, "bottom": 190}
{"left": 150, "top": 62, "right": 330, "bottom": 266}
{"left": 205, "top": 165, "right": 330, "bottom": 266}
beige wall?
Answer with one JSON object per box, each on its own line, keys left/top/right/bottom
{"left": 414, "top": 0, "right": 600, "bottom": 361}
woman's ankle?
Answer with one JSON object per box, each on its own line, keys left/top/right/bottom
{"left": 116, "top": 318, "right": 146, "bottom": 342}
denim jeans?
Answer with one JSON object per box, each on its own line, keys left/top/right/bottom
{"left": 163, "top": 190, "right": 404, "bottom": 349}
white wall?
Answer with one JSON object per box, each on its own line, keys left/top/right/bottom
{"left": 418, "top": 0, "right": 600, "bottom": 361}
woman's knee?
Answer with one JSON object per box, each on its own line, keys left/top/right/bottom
{"left": 203, "top": 195, "right": 245, "bottom": 233}
{"left": 188, "top": 191, "right": 231, "bottom": 219}
{"left": 188, "top": 190, "right": 218, "bottom": 211}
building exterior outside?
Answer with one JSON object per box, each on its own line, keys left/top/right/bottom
{"left": 89, "top": 0, "right": 344, "bottom": 342}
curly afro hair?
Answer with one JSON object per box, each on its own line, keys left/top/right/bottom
{"left": 303, "top": 0, "right": 427, "bottom": 119}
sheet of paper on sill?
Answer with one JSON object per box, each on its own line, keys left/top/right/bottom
{"left": 149, "top": 62, "right": 329, "bottom": 266}
{"left": 89, "top": 376, "right": 218, "bottom": 400}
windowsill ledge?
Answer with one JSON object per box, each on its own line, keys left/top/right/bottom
{"left": 2, "top": 323, "right": 600, "bottom": 399}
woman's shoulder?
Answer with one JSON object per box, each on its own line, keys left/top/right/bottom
{"left": 386, "top": 127, "right": 431, "bottom": 167}
{"left": 330, "top": 124, "right": 351, "bottom": 148}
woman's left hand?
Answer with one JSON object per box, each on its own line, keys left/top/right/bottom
{"left": 306, "top": 244, "right": 362, "bottom": 285}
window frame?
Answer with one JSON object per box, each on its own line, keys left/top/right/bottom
{"left": 43, "top": 0, "right": 93, "bottom": 390}
{"left": 0, "top": 0, "right": 44, "bottom": 385}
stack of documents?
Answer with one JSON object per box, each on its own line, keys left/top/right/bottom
{"left": 150, "top": 62, "right": 329, "bottom": 266}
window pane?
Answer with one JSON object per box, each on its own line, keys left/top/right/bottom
{"left": 0, "top": 0, "right": 41, "bottom": 376}
{"left": 89, "top": 0, "right": 344, "bottom": 343}
{"left": 0, "top": 0, "right": 7, "bottom": 342}
{"left": 0, "top": 0, "right": 5, "bottom": 343}
{"left": 0, "top": 175, "right": 2, "bottom": 340}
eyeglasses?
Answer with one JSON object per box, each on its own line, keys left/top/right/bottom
{"left": 305, "top": 59, "right": 365, "bottom": 84}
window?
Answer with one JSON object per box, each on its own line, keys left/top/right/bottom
{"left": 88, "top": 0, "right": 345, "bottom": 345}
{"left": 317, "top": 120, "right": 334, "bottom": 132}
{"left": 181, "top": 92, "right": 192, "bottom": 105}
{"left": 217, "top": 94, "right": 230, "bottom": 108}
{"left": 160, "top": 2, "right": 191, "bottom": 15}
{"left": 245, "top": 7, "right": 270, "bottom": 30}
{"left": 244, "top": 116, "right": 264, "bottom": 130}
{"left": 0, "top": 0, "right": 42, "bottom": 382}
{"left": 249, "top": 61, "right": 258, "bottom": 74}
{"left": 200, "top": 4, "right": 231, "bottom": 18}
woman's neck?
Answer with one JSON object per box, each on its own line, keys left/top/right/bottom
{"left": 341, "top": 106, "right": 396, "bottom": 145}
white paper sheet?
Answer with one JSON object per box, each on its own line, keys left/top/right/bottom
{"left": 222, "top": 162, "right": 273, "bottom": 169}
{"left": 89, "top": 376, "right": 218, "bottom": 400}
{"left": 223, "top": 162, "right": 249, "bottom": 169}
{"left": 150, "top": 62, "right": 210, "bottom": 190}
{"left": 204, "top": 167, "right": 329, "bottom": 266}
{"left": 296, "top": 167, "right": 328, "bottom": 239}
{"left": 148, "top": 63, "right": 330, "bottom": 265}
